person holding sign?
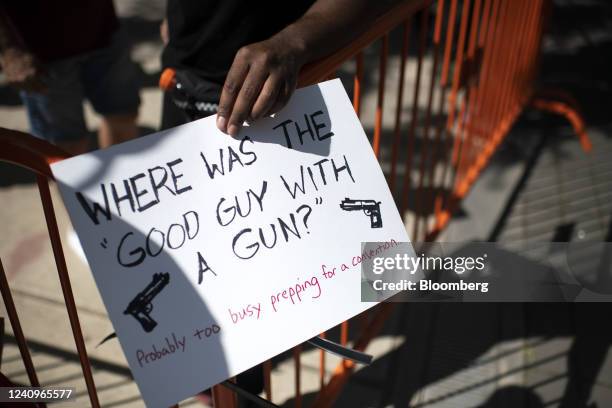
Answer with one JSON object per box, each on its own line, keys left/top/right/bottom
{"left": 161, "top": 0, "right": 399, "bottom": 134}
{"left": 159, "top": 0, "right": 400, "bottom": 402}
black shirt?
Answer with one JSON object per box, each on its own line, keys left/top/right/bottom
{"left": 2, "top": 0, "right": 118, "bottom": 62}
{"left": 162, "top": 0, "right": 314, "bottom": 87}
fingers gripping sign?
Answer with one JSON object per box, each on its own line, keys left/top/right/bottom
{"left": 217, "top": 39, "right": 303, "bottom": 137}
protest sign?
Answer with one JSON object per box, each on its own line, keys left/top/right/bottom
{"left": 52, "top": 79, "right": 412, "bottom": 407}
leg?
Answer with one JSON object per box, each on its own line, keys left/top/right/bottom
{"left": 82, "top": 29, "right": 140, "bottom": 148}
{"left": 19, "top": 58, "right": 91, "bottom": 156}
{"left": 98, "top": 112, "right": 138, "bottom": 148}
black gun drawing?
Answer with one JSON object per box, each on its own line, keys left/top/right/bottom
{"left": 340, "top": 198, "right": 383, "bottom": 228}
{"left": 124, "top": 272, "right": 170, "bottom": 333}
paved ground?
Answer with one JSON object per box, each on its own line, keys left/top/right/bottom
{"left": 1, "top": 1, "right": 611, "bottom": 407}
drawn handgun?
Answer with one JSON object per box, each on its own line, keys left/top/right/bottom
{"left": 340, "top": 198, "right": 383, "bottom": 228}
{"left": 124, "top": 272, "right": 170, "bottom": 333}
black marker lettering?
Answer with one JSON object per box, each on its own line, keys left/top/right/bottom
{"left": 167, "top": 158, "right": 192, "bottom": 194}
{"left": 273, "top": 119, "right": 294, "bottom": 149}
{"left": 111, "top": 180, "right": 135, "bottom": 216}
{"left": 310, "top": 110, "right": 334, "bottom": 141}
{"left": 75, "top": 185, "right": 111, "bottom": 225}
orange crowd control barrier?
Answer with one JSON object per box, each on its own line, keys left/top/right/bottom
{"left": 296, "top": 0, "right": 590, "bottom": 406}
{"left": 0, "top": 0, "right": 591, "bottom": 407}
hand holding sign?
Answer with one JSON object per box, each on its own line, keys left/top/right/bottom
{"left": 52, "top": 79, "right": 413, "bottom": 407}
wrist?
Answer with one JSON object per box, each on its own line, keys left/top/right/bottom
{"left": 267, "top": 27, "right": 310, "bottom": 67}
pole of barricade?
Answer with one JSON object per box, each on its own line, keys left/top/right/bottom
{"left": 431, "top": 0, "right": 459, "bottom": 224}
{"left": 389, "top": 19, "right": 412, "bottom": 193}
{"left": 294, "top": 345, "right": 302, "bottom": 408}
{"left": 372, "top": 35, "right": 389, "bottom": 158}
{"left": 400, "top": 8, "right": 429, "bottom": 222}
{"left": 213, "top": 381, "right": 237, "bottom": 407}
{"left": 0, "top": 259, "right": 41, "bottom": 389}
{"left": 414, "top": 0, "right": 445, "bottom": 241}
{"left": 36, "top": 175, "right": 101, "bottom": 408}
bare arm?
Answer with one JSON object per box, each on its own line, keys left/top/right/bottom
{"left": 216, "top": 0, "right": 399, "bottom": 136}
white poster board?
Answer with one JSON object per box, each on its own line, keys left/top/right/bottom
{"left": 52, "top": 79, "right": 411, "bottom": 407}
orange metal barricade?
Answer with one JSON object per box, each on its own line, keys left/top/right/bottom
{"left": 0, "top": 0, "right": 591, "bottom": 406}
{"left": 298, "top": 0, "right": 591, "bottom": 406}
